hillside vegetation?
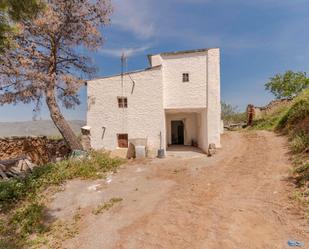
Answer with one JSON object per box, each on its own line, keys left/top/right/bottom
{"left": 252, "top": 89, "right": 309, "bottom": 213}
{"left": 277, "top": 90, "right": 309, "bottom": 153}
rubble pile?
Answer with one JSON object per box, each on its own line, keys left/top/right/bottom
{"left": 0, "top": 156, "right": 36, "bottom": 179}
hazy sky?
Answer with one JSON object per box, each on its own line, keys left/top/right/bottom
{"left": 1, "top": 0, "right": 309, "bottom": 121}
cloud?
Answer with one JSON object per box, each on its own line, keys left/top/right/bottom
{"left": 111, "top": 0, "right": 156, "bottom": 39}
{"left": 109, "top": 0, "right": 309, "bottom": 58}
{"left": 99, "top": 45, "right": 151, "bottom": 58}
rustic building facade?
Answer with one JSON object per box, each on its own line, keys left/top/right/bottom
{"left": 87, "top": 48, "right": 221, "bottom": 155}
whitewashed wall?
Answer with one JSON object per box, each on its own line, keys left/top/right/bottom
{"left": 206, "top": 48, "right": 221, "bottom": 147}
{"left": 87, "top": 48, "right": 221, "bottom": 153}
{"left": 161, "top": 52, "right": 207, "bottom": 109}
{"left": 149, "top": 54, "right": 162, "bottom": 67}
{"left": 197, "top": 109, "right": 208, "bottom": 152}
{"left": 87, "top": 67, "right": 164, "bottom": 152}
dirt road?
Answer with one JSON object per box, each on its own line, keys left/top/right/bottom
{"left": 49, "top": 131, "right": 308, "bottom": 249}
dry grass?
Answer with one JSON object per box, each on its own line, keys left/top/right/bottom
{"left": 92, "top": 198, "right": 123, "bottom": 215}
{"left": 0, "top": 151, "right": 124, "bottom": 248}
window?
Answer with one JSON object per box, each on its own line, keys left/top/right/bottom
{"left": 118, "top": 97, "right": 128, "bottom": 108}
{"left": 117, "top": 134, "right": 128, "bottom": 148}
{"left": 182, "top": 73, "right": 189, "bottom": 82}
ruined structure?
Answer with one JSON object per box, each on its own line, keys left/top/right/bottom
{"left": 247, "top": 98, "right": 293, "bottom": 124}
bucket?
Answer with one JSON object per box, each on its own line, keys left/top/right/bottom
{"left": 157, "top": 149, "right": 165, "bottom": 158}
{"left": 135, "top": 145, "right": 146, "bottom": 159}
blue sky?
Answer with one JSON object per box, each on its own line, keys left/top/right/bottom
{"left": 1, "top": 0, "right": 309, "bottom": 121}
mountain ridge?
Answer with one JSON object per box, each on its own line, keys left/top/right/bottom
{"left": 0, "top": 120, "right": 86, "bottom": 137}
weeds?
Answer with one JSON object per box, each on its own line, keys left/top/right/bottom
{"left": 277, "top": 98, "right": 309, "bottom": 130}
{"left": 92, "top": 198, "right": 123, "bottom": 215}
{"left": 0, "top": 201, "right": 47, "bottom": 248}
{"left": 11, "top": 202, "right": 46, "bottom": 234}
{"left": 0, "top": 151, "right": 124, "bottom": 248}
{"left": 251, "top": 116, "right": 282, "bottom": 130}
{"left": 290, "top": 132, "right": 309, "bottom": 153}
{"left": 294, "top": 163, "right": 309, "bottom": 187}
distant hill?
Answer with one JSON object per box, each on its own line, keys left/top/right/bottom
{"left": 0, "top": 120, "right": 86, "bottom": 137}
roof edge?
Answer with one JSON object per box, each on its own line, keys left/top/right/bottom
{"left": 87, "top": 65, "right": 162, "bottom": 83}
{"left": 148, "top": 47, "right": 219, "bottom": 59}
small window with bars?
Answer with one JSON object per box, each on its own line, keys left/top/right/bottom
{"left": 117, "top": 97, "right": 128, "bottom": 108}
{"left": 182, "top": 73, "right": 189, "bottom": 82}
{"left": 117, "top": 134, "right": 128, "bottom": 148}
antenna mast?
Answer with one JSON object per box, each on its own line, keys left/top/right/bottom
{"left": 120, "top": 51, "right": 127, "bottom": 132}
{"left": 121, "top": 51, "right": 125, "bottom": 96}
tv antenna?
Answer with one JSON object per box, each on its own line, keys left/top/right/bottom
{"left": 120, "top": 51, "right": 135, "bottom": 95}
{"left": 121, "top": 51, "right": 127, "bottom": 97}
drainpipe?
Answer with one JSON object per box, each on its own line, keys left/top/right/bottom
{"left": 205, "top": 51, "right": 209, "bottom": 151}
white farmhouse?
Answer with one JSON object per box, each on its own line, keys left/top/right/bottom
{"left": 86, "top": 48, "right": 221, "bottom": 156}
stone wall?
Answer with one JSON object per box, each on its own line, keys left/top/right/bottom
{"left": 255, "top": 99, "right": 292, "bottom": 118}
{"left": 247, "top": 98, "right": 293, "bottom": 122}
{"left": 0, "top": 137, "right": 70, "bottom": 165}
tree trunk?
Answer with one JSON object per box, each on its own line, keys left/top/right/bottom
{"left": 45, "top": 86, "right": 83, "bottom": 151}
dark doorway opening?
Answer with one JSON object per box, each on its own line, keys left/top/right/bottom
{"left": 117, "top": 133, "right": 128, "bottom": 148}
{"left": 171, "top": 120, "right": 184, "bottom": 145}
